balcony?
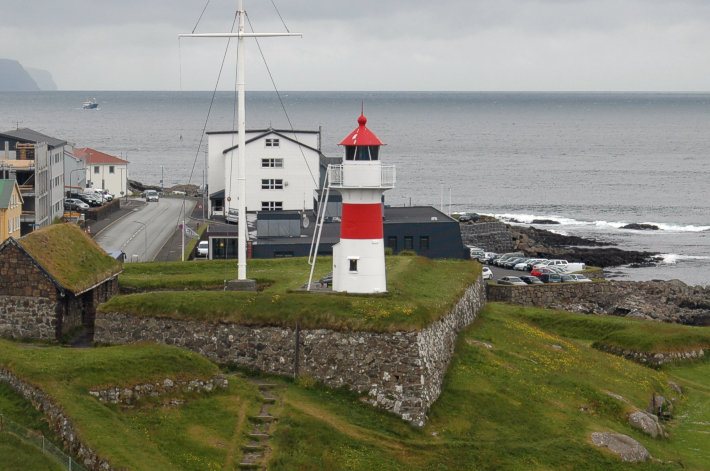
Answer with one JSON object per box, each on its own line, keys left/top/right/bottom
{"left": 328, "top": 163, "right": 395, "bottom": 189}
{"left": 20, "top": 210, "right": 36, "bottom": 223}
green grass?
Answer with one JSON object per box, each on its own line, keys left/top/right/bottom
{"left": 18, "top": 222, "right": 122, "bottom": 293}
{"left": 506, "top": 305, "right": 710, "bottom": 354}
{"left": 0, "top": 382, "right": 66, "bottom": 471}
{"left": 4, "top": 304, "right": 710, "bottom": 470}
{"left": 103, "top": 256, "right": 481, "bottom": 332}
{"left": 0, "top": 339, "right": 262, "bottom": 471}
{"left": 266, "top": 303, "right": 705, "bottom": 470}
{"left": 0, "top": 434, "right": 65, "bottom": 471}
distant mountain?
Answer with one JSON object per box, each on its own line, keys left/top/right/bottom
{"left": 0, "top": 59, "right": 40, "bottom": 91}
{"left": 26, "top": 67, "right": 57, "bottom": 91}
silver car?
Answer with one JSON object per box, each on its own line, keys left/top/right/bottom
{"left": 225, "top": 208, "right": 239, "bottom": 224}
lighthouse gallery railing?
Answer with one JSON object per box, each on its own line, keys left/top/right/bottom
{"left": 328, "top": 164, "right": 396, "bottom": 188}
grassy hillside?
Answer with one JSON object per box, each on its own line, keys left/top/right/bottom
{"left": 2, "top": 304, "right": 710, "bottom": 470}
{"left": 103, "top": 256, "right": 481, "bottom": 331}
{"left": 0, "top": 383, "right": 65, "bottom": 471}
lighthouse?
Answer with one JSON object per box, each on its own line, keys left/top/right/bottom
{"left": 330, "top": 113, "right": 396, "bottom": 293}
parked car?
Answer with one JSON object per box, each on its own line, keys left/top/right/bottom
{"left": 530, "top": 266, "right": 555, "bottom": 277}
{"left": 568, "top": 274, "right": 592, "bottom": 282}
{"left": 225, "top": 208, "right": 239, "bottom": 224}
{"left": 560, "top": 274, "right": 576, "bottom": 283}
{"left": 519, "top": 275, "right": 544, "bottom": 285}
{"left": 79, "top": 194, "right": 102, "bottom": 207}
{"left": 64, "top": 198, "right": 90, "bottom": 211}
{"left": 482, "top": 266, "right": 493, "bottom": 280}
{"left": 480, "top": 252, "right": 498, "bottom": 264}
{"left": 538, "top": 273, "right": 562, "bottom": 283}
{"left": 145, "top": 190, "right": 159, "bottom": 202}
{"left": 196, "top": 240, "right": 209, "bottom": 257}
{"left": 513, "top": 259, "right": 535, "bottom": 271}
{"left": 497, "top": 276, "right": 527, "bottom": 286}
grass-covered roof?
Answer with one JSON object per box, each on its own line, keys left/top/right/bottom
{"left": 18, "top": 223, "right": 122, "bottom": 294}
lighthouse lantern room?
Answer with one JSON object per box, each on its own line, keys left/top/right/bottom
{"left": 330, "top": 113, "right": 396, "bottom": 293}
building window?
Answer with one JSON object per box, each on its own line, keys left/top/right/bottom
{"left": 404, "top": 236, "right": 414, "bottom": 250}
{"left": 387, "top": 236, "right": 397, "bottom": 252}
{"left": 349, "top": 258, "right": 358, "bottom": 272}
{"left": 261, "top": 201, "right": 283, "bottom": 211}
{"left": 261, "top": 158, "right": 283, "bottom": 168}
{"left": 420, "top": 236, "right": 430, "bottom": 250}
{"left": 265, "top": 138, "right": 280, "bottom": 147}
{"left": 261, "top": 179, "right": 284, "bottom": 190}
{"left": 94, "top": 166, "right": 99, "bottom": 174}
{"left": 109, "top": 166, "right": 115, "bottom": 174}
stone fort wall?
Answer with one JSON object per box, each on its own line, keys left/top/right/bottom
{"left": 95, "top": 277, "right": 486, "bottom": 427}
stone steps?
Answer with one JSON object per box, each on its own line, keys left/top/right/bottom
{"left": 238, "top": 378, "right": 283, "bottom": 469}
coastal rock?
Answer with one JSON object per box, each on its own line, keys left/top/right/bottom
{"left": 628, "top": 410, "right": 665, "bottom": 438}
{"left": 510, "top": 225, "right": 657, "bottom": 268}
{"left": 621, "top": 223, "right": 659, "bottom": 231}
{"left": 590, "top": 432, "right": 651, "bottom": 462}
{"left": 535, "top": 280, "right": 710, "bottom": 326}
{"left": 530, "top": 219, "right": 560, "bottom": 225}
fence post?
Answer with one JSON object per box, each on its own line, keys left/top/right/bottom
{"left": 69, "top": 455, "right": 72, "bottom": 470}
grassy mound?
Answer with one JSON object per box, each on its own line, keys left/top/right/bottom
{"left": 103, "top": 256, "right": 480, "bottom": 331}
{"left": 508, "top": 305, "right": 710, "bottom": 355}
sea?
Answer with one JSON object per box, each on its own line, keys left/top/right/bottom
{"left": 1, "top": 91, "right": 709, "bottom": 286}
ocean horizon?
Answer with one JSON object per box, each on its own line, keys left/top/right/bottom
{"left": 2, "top": 90, "right": 709, "bottom": 285}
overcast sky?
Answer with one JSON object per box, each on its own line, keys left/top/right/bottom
{"left": 2, "top": 0, "right": 709, "bottom": 91}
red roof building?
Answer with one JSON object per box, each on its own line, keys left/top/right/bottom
{"left": 74, "top": 148, "right": 129, "bottom": 197}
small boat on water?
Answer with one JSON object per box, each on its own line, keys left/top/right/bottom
{"left": 82, "top": 98, "right": 98, "bottom": 109}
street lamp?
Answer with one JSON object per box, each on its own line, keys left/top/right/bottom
{"left": 132, "top": 220, "right": 148, "bottom": 262}
{"left": 69, "top": 167, "right": 86, "bottom": 193}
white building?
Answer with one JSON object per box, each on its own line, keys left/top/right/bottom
{"left": 0, "top": 128, "right": 65, "bottom": 232}
{"left": 206, "top": 128, "right": 322, "bottom": 216}
{"left": 74, "top": 148, "right": 128, "bottom": 198}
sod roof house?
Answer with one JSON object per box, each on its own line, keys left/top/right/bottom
{"left": 0, "top": 223, "right": 122, "bottom": 341}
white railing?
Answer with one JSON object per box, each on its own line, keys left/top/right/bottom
{"left": 328, "top": 164, "right": 396, "bottom": 188}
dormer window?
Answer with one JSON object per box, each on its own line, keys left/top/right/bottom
{"left": 265, "top": 138, "right": 280, "bottom": 147}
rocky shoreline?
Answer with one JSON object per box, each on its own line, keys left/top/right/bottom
{"left": 475, "top": 223, "right": 710, "bottom": 326}
{"left": 510, "top": 225, "right": 659, "bottom": 268}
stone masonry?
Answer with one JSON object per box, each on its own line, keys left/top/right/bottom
{"left": 0, "top": 368, "right": 114, "bottom": 471}
{"left": 459, "top": 222, "right": 514, "bottom": 253}
{"left": 95, "top": 276, "right": 486, "bottom": 427}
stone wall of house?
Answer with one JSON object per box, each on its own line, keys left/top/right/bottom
{"left": 0, "top": 296, "right": 58, "bottom": 340}
{"left": 95, "top": 276, "right": 486, "bottom": 426}
{"left": 0, "top": 242, "right": 57, "bottom": 298}
{"left": 0, "top": 368, "right": 114, "bottom": 471}
{"left": 459, "top": 222, "right": 514, "bottom": 253}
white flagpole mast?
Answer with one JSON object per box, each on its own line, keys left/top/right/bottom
{"left": 180, "top": 0, "right": 301, "bottom": 280}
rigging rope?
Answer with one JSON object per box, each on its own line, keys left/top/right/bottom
{"left": 269, "top": 0, "right": 291, "bottom": 33}
{"left": 192, "top": 0, "right": 211, "bottom": 34}
{"left": 245, "top": 12, "right": 318, "bottom": 188}
{"left": 175, "top": 11, "right": 239, "bottom": 250}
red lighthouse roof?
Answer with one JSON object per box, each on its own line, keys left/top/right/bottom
{"left": 339, "top": 114, "right": 384, "bottom": 146}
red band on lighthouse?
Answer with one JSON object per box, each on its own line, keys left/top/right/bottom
{"left": 340, "top": 203, "right": 383, "bottom": 239}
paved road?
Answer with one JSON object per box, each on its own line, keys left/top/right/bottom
{"left": 95, "top": 197, "right": 196, "bottom": 262}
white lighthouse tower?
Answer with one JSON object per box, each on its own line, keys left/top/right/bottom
{"left": 330, "top": 113, "right": 396, "bottom": 293}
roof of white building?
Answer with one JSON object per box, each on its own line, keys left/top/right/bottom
{"left": 75, "top": 147, "right": 129, "bottom": 165}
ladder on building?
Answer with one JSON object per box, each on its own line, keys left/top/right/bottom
{"left": 307, "top": 167, "right": 331, "bottom": 290}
